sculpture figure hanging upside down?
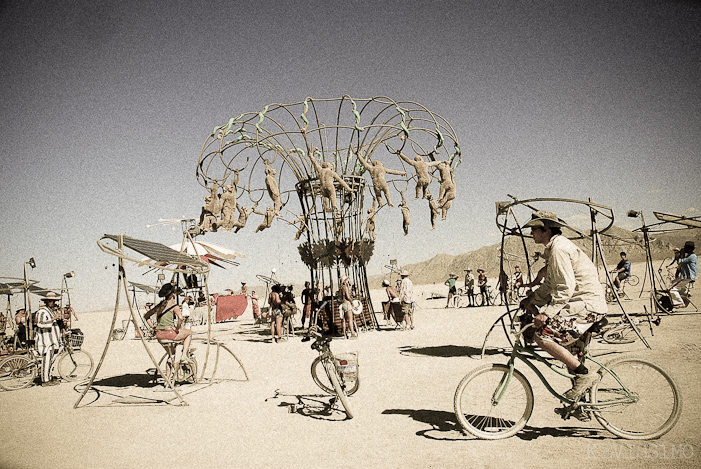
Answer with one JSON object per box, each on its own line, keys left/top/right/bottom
{"left": 253, "top": 206, "right": 276, "bottom": 233}
{"left": 205, "top": 182, "right": 221, "bottom": 217}
{"left": 427, "top": 192, "right": 440, "bottom": 230}
{"left": 309, "top": 151, "right": 352, "bottom": 212}
{"left": 399, "top": 191, "right": 410, "bottom": 236}
{"left": 366, "top": 203, "right": 377, "bottom": 241}
{"left": 435, "top": 160, "right": 456, "bottom": 220}
{"left": 264, "top": 160, "right": 283, "bottom": 216}
{"left": 398, "top": 152, "right": 441, "bottom": 200}
{"left": 232, "top": 203, "right": 257, "bottom": 233}
{"left": 356, "top": 151, "right": 406, "bottom": 207}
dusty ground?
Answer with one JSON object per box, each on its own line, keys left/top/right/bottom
{"left": 1, "top": 284, "right": 699, "bottom": 469}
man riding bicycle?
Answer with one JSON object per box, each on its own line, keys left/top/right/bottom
{"left": 611, "top": 251, "right": 631, "bottom": 292}
{"left": 519, "top": 211, "right": 607, "bottom": 401}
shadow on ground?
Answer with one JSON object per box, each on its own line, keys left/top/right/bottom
{"left": 398, "top": 344, "right": 505, "bottom": 358}
{"left": 382, "top": 408, "right": 611, "bottom": 441}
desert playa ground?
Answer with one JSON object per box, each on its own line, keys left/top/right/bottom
{"left": 2, "top": 283, "right": 700, "bottom": 469}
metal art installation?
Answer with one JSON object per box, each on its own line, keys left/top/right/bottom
{"left": 195, "top": 96, "right": 461, "bottom": 327}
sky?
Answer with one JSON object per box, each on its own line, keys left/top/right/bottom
{"left": 1, "top": 0, "right": 700, "bottom": 312}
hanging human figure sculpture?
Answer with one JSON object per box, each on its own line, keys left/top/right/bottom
{"left": 356, "top": 151, "right": 407, "bottom": 207}
{"left": 264, "top": 160, "right": 283, "bottom": 216}
{"left": 309, "top": 150, "right": 352, "bottom": 213}
{"left": 427, "top": 192, "right": 440, "bottom": 230}
{"left": 219, "top": 184, "right": 237, "bottom": 232}
{"left": 292, "top": 211, "right": 310, "bottom": 241}
{"left": 435, "top": 160, "right": 456, "bottom": 220}
{"left": 399, "top": 191, "right": 410, "bottom": 236}
{"left": 366, "top": 202, "right": 377, "bottom": 241}
{"left": 199, "top": 194, "right": 219, "bottom": 232}
{"left": 398, "top": 152, "right": 441, "bottom": 200}
{"left": 233, "top": 203, "right": 257, "bottom": 233}
{"left": 205, "top": 182, "right": 221, "bottom": 217}
{"left": 253, "top": 206, "right": 276, "bottom": 232}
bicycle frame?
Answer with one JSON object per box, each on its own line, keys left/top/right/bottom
{"left": 496, "top": 331, "right": 636, "bottom": 412}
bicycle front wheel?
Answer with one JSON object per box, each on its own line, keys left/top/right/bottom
{"left": 627, "top": 275, "right": 640, "bottom": 287}
{"left": 311, "top": 356, "right": 360, "bottom": 396}
{"left": 0, "top": 355, "right": 37, "bottom": 391}
{"left": 325, "top": 360, "right": 354, "bottom": 419}
{"left": 603, "top": 326, "right": 637, "bottom": 345}
{"left": 175, "top": 357, "right": 198, "bottom": 384}
{"left": 591, "top": 357, "right": 682, "bottom": 439}
{"left": 454, "top": 364, "right": 533, "bottom": 439}
{"left": 58, "top": 349, "right": 94, "bottom": 382}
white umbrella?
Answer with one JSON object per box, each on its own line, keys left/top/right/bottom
{"left": 168, "top": 240, "right": 246, "bottom": 267}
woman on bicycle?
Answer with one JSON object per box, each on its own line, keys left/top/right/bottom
{"left": 144, "top": 283, "right": 193, "bottom": 374}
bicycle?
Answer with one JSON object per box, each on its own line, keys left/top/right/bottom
{"left": 0, "top": 329, "right": 94, "bottom": 391}
{"left": 454, "top": 315, "right": 681, "bottom": 440}
{"left": 306, "top": 319, "right": 357, "bottom": 419}
{"left": 605, "top": 274, "right": 639, "bottom": 302}
{"left": 474, "top": 285, "right": 497, "bottom": 307}
{"left": 153, "top": 342, "right": 198, "bottom": 386}
{"left": 601, "top": 307, "right": 659, "bottom": 345}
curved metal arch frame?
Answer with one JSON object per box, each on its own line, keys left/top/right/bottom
{"left": 481, "top": 196, "right": 648, "bottom": 358}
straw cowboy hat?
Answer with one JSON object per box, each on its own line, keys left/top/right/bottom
{"left": 42, "top": 292, "right": 60, "bottom": 302}
{"left": 399, "top": 270, "right": 410, "bottom": 277}
{"left": 382, "top": 279, "right": 390, "bottom": 287}
{"left": 449, "top": 272, "right": 458, "bottom": 279}
{"left": 523, "top": 210, "right": 568, "bottom": 229}
{"left": 340, "top": 275, "right": 349, "bottom": 284}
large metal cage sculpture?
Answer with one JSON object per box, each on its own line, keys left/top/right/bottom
{"left": 196, "top": 96, "right": 461, "bottom": 330}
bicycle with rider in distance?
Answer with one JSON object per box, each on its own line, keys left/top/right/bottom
{"left": 304, "top": 301, "right": 358, "bottom": 419}
{"left": 0, "top": 329, "right": 94, "bottom": 391}
{"left": 454, "top": 310, "right": 681, "bottom": 440}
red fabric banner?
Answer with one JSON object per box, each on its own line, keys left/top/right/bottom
{"left": 215, "top": 294, "right": 248, "bottom": 322}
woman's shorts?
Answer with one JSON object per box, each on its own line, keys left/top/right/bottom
{"left": 271, "top": 308, "right": 283, "bottom": 318}
{"left": 156, "top": 329, "right": 178, "bottom": 341}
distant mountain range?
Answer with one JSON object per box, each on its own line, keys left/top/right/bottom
{"left": 369, "top": 225, "right": 701, "bottom": 287}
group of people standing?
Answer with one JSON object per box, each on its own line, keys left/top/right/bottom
{"left": 444, "top": 267, "right": 523, "bottom": 307}
{"left": 381, "top": 269, "right": 415, "bottom": 329}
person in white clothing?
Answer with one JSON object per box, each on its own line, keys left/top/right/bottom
{"left": 35, "top": 292, "right": 63, "bottom": 386}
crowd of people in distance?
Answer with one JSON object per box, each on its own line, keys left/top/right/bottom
{"left": 439, "top": 266, "right": 527, "bottom": 308}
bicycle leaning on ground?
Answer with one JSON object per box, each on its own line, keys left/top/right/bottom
{"left": 453, "top": 313, "right": 681, "bottom": 440}
{"left": 0, "top": 329, "right": 94, "bottom": 391}
{"left": 305, "top": 304, "right": 358, "bottom": 419}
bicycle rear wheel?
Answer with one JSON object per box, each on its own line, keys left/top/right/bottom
{"left": 57, "top": 349, "right": 94, "bottom": 382}
{"left": 311, "top": 356, "right": 360, "bottom": 396}
{"left": 325, "top": 360, "right": 354, "bottom": 419}
{"left": 0, "top": 355, "right": 37, "bottom": 390}
{"left": 603, "top": 326, "right": 637, "bottom": 344}
{"left": 591, "top": 357, "right": 681, "bottom": 439}
{"left": 454, "top": 364, "right": 533, "bottom": 439}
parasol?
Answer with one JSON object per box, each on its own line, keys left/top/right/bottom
{"left": 168, "top": 240, "right": 245, "bottom": 268}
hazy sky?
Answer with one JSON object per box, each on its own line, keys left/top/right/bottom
{"left": 1, "top": 0, "right": 699, "bottom": 311}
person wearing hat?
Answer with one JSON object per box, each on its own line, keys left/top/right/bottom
{"left": 339, "top": 275, "right": 357, "bottom": 339}
{"left": 239, "top": 282, "right": 248, "bottom": 295}
{"left": 476, "top": 269, "right": 490, "bottom": 306}
{"left": 669, "top": 241, "right": 698, "bottom": 307}
{"left": 35, "top": 292, "right": 63, "bottom": 386}
{"left": 464, "top": 268, "right": 476, "bottom": 307}
{"left": 144, "top": 283, "right": 193, "bottom": 381}
{"left": 519, "top": 210, "right": 607, "bottom": 403}
{"left": 444, "top": 273, "right": 458, "bottom": 308}
{"left": 398, "top": 270, "right": 415, "bottom": 329}
{"left": 382, "top": 279, "right": 400, "bottom": 324}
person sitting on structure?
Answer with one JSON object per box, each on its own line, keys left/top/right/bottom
{"left": 611, "top": 251, "right": 631, "bottom": 292}
{"left": 144, "top": 283, "right": 193, "bottom": 383}
{"left": 519, "top": 211, "right": 607, "bottom": 403}
{"left": 670, "top": 241, "right": 698, "bottom": 307}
